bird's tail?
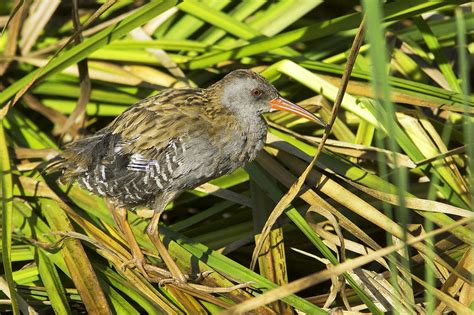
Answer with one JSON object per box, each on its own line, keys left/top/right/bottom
{"left": 44, "top": 154, "right": 65, "bottom": 173}
{"left": 42, "top": 154, "right": 70, "bottom": 184}
{"left": 50, "top": 130, "right": 113, "bottom": 184}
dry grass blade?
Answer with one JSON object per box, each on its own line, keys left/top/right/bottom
{"left": 267, "top": 127, "right": 474, "bottom": 244}
{"left": 0, "top": 276, "right": 35, "bottom": 314}
{"left": 435, "top": 248, "right": 473, "bottom": 314}
{"left": 19, "top": 0, "right": 60, "bottom": 55}
{"left": 305, "top": 206, "right": 348, "bottom": 309}
{"left": 0, "top": 0, "right": 24, "bottom": 37}
{"left": 41, "top": 199, "right": 113, "bottom": 314}
{"left": 222, "top": 216, "right": 474, "bottom": 314}
{"left": 130, "top": 9, "right": 190, "bottom": 86}
{"left": 194, "top": 182, "right": 252, "bottom": 207}
{"left": 318, "top": 74, "right": 474, "bottom": 114}
{"left": 397, "top": 111, "right": 469, "bottom": 207}
{"left": 418, "top": 115, "right": 469, "bottom": 196}
{"left": 58, "top": 0, "right": 91, "bottom": 139}
{"left": 306, "top": 206, "right": 346, "bottom": 261}
{"left": 313, "top": 222, "right": 389, "bottom": 269}
{"left": 0, "top": 0, "right": 27, "bottom": 76}
{"left": 257, "top": 150, "right": 382, "bottom": 253}
{"left": 267, "top": 122, "right": 416, "bottom": 168}
{"left": 261, "top": 147, "right": 469, "bottom": 284}
{"left": 341, "top": 177, "right": 473, "bottom": 218}
{"left": 20, "top": 92, "right": 67, "bottom": 129}
{"left": 250, "top": 16, "right": 366, "bottom": 271}
{"left": 415, "top": 145, "right": 467, "bottom": 166}
{"left": 251, "top": 181, "right": 290, "bottom": 313}
{"left": 14, "top": 147, "right": 58, "bottom": 159}
{"left": 28, "top": 9, "right": 137, "bottom": 57}
{"left": 0, "top": 0, "right": 117, "bottom": 116}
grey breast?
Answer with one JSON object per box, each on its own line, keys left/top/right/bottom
{"left": 169, "top": 118, "right": 267, "bottom": 191}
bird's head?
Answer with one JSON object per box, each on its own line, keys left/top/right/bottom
{"left": 212, "top": 69, "right": 326, "bottom": 126}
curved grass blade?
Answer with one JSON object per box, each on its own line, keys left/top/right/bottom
{"left": 40, "top": 198, "right": 112, "bottom": 314}
{"left": 0, "top": 0, "right": 177, "bottom": 115}
{"left": 222, "top": 217, "right": 473, "bottom": 314}
{"left": 247, "top": 162, "right": 383, "bottom": 314}
{"left": 36, "top": 250, "right": 71, "bottom": 314}
{"left": 0, "top": 120, "right": 19, "bottom": 314}
{"left": 186, "top": 0, "right": 466, "bottom": 69}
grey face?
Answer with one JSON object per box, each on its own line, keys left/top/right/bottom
{"left": 219, "top": 70, "right": 279, "bottom": 118}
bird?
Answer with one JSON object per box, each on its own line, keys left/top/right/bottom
{"left": 53, "top": 69, "right": 326, "bottom": 285}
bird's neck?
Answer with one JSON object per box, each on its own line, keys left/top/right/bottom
{"left": 236, "top": 114, "right": 268, "bottom": 147}
{"left": 202, "top": 91, "right": 268, "bottom": 142}
{"left": 220, "top": 109, "right": 265, "bottom": 133}
{"left": 215, "top": 113, "right": 267, "bottom": 167}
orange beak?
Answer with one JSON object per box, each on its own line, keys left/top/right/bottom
{"left": 270, "top": 97, "right": 326, "bottom": 127}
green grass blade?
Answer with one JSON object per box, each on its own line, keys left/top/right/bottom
{"left": 414, "top": 16, "right": 461, "bottom": 93}
{"left": 163, "top": 0, "right": 230, "bottom": 40}
{"left": 246, "top": 162, "right": 383, "bottom": 314}
{"left": 37, "top": 250, "right": 72, "bottom": 314}
{"left": 248, "top": 0, "right": 323, "bottom": 36}
{"left": 40, "top": 199, "right": 112, "bottom": 314}
{"left": 455, "top": 8, "right": 473, "bottom": 207}
{"left": 0, "top": 120, "right": 19, "bottom": 314}
{"left": 186, "top": 0, "right": 466, "bottom": 69}
{"left": 199, "top": 1, "right": 266, "bottom": 44}
{"left": 0, "top": 0, "right": 177, "bottom": 106}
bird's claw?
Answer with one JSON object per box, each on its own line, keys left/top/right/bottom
{"left": 141, "top": 265, "right": 250, "bottom": 293}
{"left": 158, "top": 277, "right": 180, "bottom": 287}
{"left": 189, "top": 270, "right": 214, "bottom": 282}
{"left": 155, "top": 270, "right": 213, "bottom": 287}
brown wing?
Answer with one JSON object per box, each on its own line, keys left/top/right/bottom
{"left": 58, "top": 88, "right": 217, "bottom": 179}
{"left": 109, "top": 88, "right": 221, "bottom": 159}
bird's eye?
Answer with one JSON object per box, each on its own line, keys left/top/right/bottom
{"left": 251, "top": 88, "right": 263, "bottom": 97}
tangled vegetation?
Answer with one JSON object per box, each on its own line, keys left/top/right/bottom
{"left": 0, "top": 1, "right": 472, "bottom": 314}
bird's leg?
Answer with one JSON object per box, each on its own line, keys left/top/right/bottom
{"left": 146, "top": 195, "right": 255, "bottom": 293}
{"left": 147, "top": 192, "right": 188, "bottom": 284}
{"left": 107, "top": 203, "right": 148, "bottom": 276}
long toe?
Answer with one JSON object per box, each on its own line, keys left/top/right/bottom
{"left": 188, "top": 270, "right": 213, "bottom": 283}
{"left": 120, "top": 256, "right": 148, "bottom": 276}
{"left": 158, "top": 276, "right": 187, "bottom": 287}
{"left": 158, "top": 270, "right": 212, "bottom": 286}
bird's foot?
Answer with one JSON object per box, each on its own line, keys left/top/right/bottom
{"left": 189, "top": 270, "right": 214, "bottom": 283}
{"left": 120, "top": 256, "right": 149, "bottom": 277}
{"left": 159, "top": 277, "right": 255, "bottom": 294}
{"left": 143, "top": 264, "right": 253, "bottom": 292}
{"left": 158, "top": 277, "right": 180, "bottom": 287}
{"left": 188, "top": 281, "right": 255, "bottom": 293}
{"left": 143, "top": 265, "right": 212, "bottom": 286}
